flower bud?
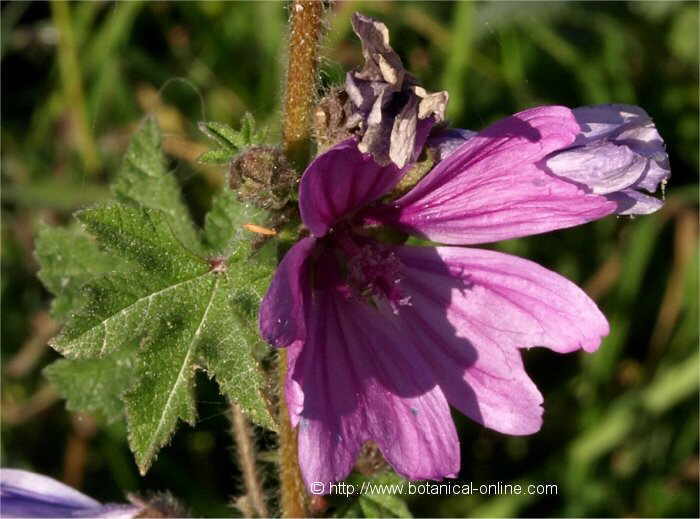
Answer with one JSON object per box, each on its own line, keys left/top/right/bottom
{"left": 229, "top": 147, "right": 296, "bottom": 210}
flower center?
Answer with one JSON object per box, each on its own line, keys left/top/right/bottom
{"left": 330, "top": 231, "right": 411, "bottom": 313}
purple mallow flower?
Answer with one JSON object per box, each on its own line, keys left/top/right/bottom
{"left": 260, "top": 105, "right": 667, "bottom": 492}
{"left": 0, "top": 469, "right": 142, "bottom": 518}
{"left": 430, "top": 104, "right": 670, "bottom": 216}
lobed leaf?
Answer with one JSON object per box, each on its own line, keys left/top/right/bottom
{"left": 46, "top": 202, "right": 275, "bottom": 473}
{"left": 124, "top": 273, "right": 217, "bottom": 474}
{"left": 40, "top": 117, "right": 277, "bottom": 475}
{"left": 195, "top": 274, "right": 276, "bottom": 430}
{"left": 35, "top": 223, "right": 123, "bottom": 320}
{"left": 51, "top": 205, "right": 208, "bottom": 358}
{"left": 44, "top": 348, "right": 140, "bottom": 422}
{"left": 112, "top": 117, "right": 200, "bottom": 249}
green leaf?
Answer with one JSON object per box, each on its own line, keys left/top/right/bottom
{"left": 203, "top": 188, "right": 268, "bottom": 254}
{"left": 195, "top": 274, "right": 276, "bottom": 430}
{"left": 44, "top": 347, "right": 140, "bottom": 422}
{"left": 198, "top": 121, "right": 247, "bottom": 151}
{"left": 357, "top": 473, "right": 412, "bottom": 518}
{"left": 197, "top": 113, "right": 267, "bottom": 164}
{"left": 49, "top": 204, "right": 276, "bottom": 474}
{"left": 334, "top": 501, "right": 364, "bottom": 518}
{"left": 111, "top": 117, "right": 200, "bottom": 249}
{"left": 124, "top": 272, "right": 217, "bottom": 473}
{"left": 358, "top": 494, "right": 412, "bottom": 518}
{"left": 35, "top": 223, "right": 123, "bottom": 320}
{"left": 78, "top": 203, "right": 203, "bottom": 280}
{"left": 197, "top": 149, "right": 236, "bottom": 165}
{"left": 334, "top": 472, "right": 413, "bottom": 518}
{"left": 51, "top": 205, "right": 206, "bottom": 358}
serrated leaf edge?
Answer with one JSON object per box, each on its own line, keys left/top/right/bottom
{"left": 129, "top": 276, "right": 220, "bottom": 475}
{"left": 51, "top": 271, "right": 213, "bottom": 358}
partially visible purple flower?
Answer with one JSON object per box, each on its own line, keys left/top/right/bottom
{"left": 260, "top": 106, "right": 629, "bottom": 492}
{"left": 0, "top": 469, "right": 142, "bottom": 518}
{"left": 429, "top": 104, "right": 670, "bottom": 216}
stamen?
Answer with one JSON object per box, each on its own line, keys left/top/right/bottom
{"left": 331, "top": 231, "right": 411, "bottom": 310}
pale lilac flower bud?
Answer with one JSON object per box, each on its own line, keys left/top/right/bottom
{"left": 545, "top": 104, "right": 670, "bottom": 214}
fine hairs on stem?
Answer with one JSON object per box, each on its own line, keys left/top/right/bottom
{"left": 230, "top": 403, "right": 269, "bottom": 518}
{"left": 282, "top": 0, "right": 326, "bottom": 170}
{"left": 279, "top": 1, "right": 326, "bottom": 517}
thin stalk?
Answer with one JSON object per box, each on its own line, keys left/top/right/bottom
{"left": 277, "top": 349, "right": 308, "bottom": 518}
{"left": 282, "top": 0, "right": 324, "bottom": 170}
{"left": 279, "top": 2, "right": 325, "bottom": 516}
{"left": 51, "top": 0, "right": 101, "bottom": 175}
{"left": 231, "top": 403, "right": 269, "bottom": 518}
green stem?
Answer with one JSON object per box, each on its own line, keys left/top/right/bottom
{"left": 51, "top": 0, "right": 101, "bottom": 175}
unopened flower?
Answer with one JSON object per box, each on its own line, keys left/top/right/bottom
{"left": 430, "top": 104, "right": 670, "bottom": 216}
{"left": 260, "top": 105, "right": 660, "bottom": 491}
{"left": 0, "top": 469, "right": 142, "bottom": 518}
{"left": 547, "top": 104, "right": 670, "bottom": 214}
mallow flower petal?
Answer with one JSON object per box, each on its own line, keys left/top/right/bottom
{"left": 395, "top": 300, "right": 544, "bottom": 435}
{"left": 0, "top": 469, "right": 141, "bottom": 518}
{"left": 343, "top": 303, "right": 459, "bottom": 481}
{"left": 299, "top": 139, "right": 404, "bottom": 236}
{"left": 572, "top": 104, "right": 664, "bottom": 149}
{"left": 259, "top": 237, "right": 316, "bottom": 348}
{"left": 292, "top": 295, "right": 365, "bottom": 487}
{"left": 370, "top": 106, "right": 616, "bottom": 244}
{"left": 396, "top": 246, "right": 609, "bottom": 355}
{"left": 291, "top": 261, "right": 459, "bottom": 490}
{"left": 384, "top": 258, "right": 541, "bottom": 434}
{"left": 635, "top": 158, "right": 671, "bottom": 193}
{"left": 605, "top": 189, "right": 664, "bottom": 215}
{"left": 383, "top": 245, "right": 608, "bottom": 434}
{"left": 285, "top": 340, "right": 305, "bottom": 428}
{"left": 545, "top": 141, "right": 649, "bottom": 194}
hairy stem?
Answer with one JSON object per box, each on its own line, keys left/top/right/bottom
{"left": 278, "top": 2, "right": 325, "bottom": 516}
{"left": 230, "top": 403, "right": 269, "bottom": 518}
{"left": 277, "top": 349, "right": 309, "bottom": 518}
{"left": 282, "top": 0, "right": 325, "bottom": 170}
{"left": 51, "top": 0, "right": 101, "bottom": 175}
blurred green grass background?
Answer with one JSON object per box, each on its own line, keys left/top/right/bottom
{"left": 1, "top": 1, "right": 698, "bottom": 517}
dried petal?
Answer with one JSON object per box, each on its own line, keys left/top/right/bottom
{"left": 346, "top": 13, "right": 448, "bottom": 168}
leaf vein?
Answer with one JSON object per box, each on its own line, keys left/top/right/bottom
{"left": 72, "top": 271, "right": 212, "bottom": 351}
{"left": 147, "top": 276, "right": 220, "bottom": 459}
